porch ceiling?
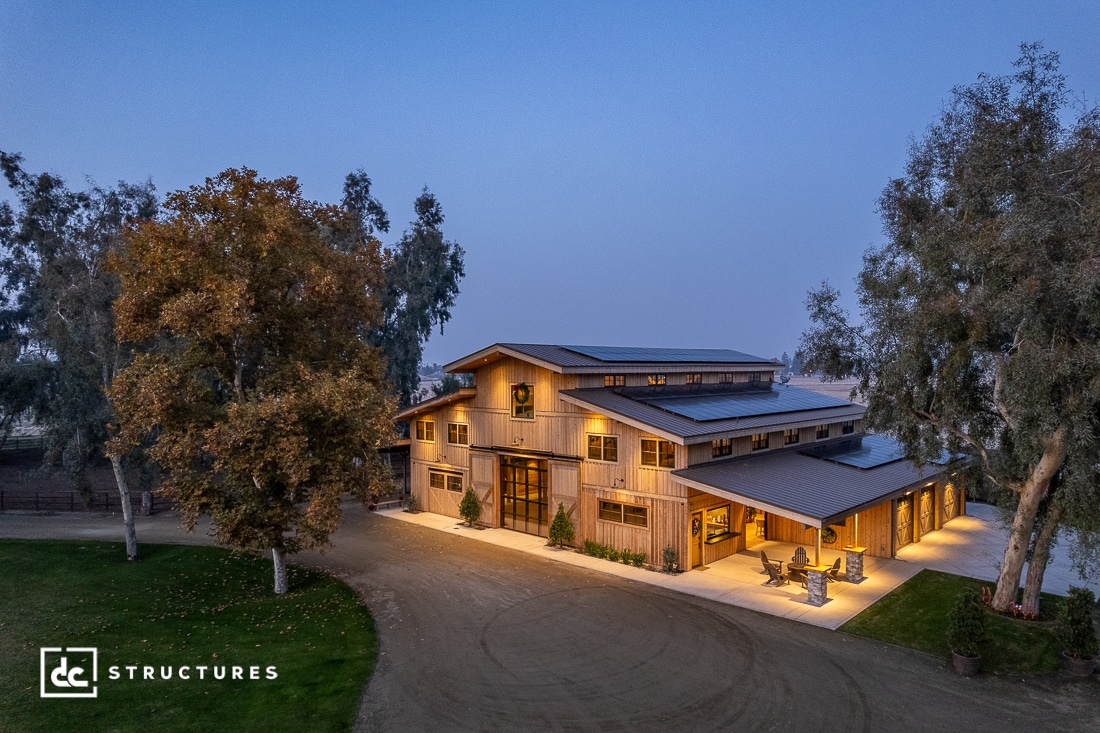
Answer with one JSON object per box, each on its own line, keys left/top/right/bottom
{"left": 672, "top": 448, "right": 946, "bottom": 528}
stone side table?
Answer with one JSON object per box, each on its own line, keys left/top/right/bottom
{"left": 842, "top": 545, "right": 867, "bottom": 584}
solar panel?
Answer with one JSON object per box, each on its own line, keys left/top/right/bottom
{"left": 561, "top": 345, "right": 770, "bottom": 364}
{"left": 811, "top": 434, "right": 906, "bottom": 469}
{"left": 635, "top": 385, "right": 852, "bottom": 421}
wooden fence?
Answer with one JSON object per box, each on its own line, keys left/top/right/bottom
{"left": 0, "top": 490, "right": 168, "bottom": 513}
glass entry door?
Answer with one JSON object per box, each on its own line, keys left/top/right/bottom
{"left": 500, "top": 456, "right": 549, "bottom": 537}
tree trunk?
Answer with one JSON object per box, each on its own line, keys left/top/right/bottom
{"left": 272, "top": 548, "right": 288, "bottom": 595}
{"left": 141, "top": 490, "right": 153, "bottom": 516}
{"left": 990, "top": 427, "right": 1067, "bottom": 612}
{"left": 109, "top": 455, "right": 138, "bottom": 561}
{"left": 1020, "top": 504, "right": 1064, "bottom": 617}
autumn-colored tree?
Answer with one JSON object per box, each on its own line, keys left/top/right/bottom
{"left": 108, "top": 168, "right": 395, "bottom": 593}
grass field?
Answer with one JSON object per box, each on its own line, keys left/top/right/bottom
{"left": 0, "top": 539, "right": 377, "bottom": 733}
{"left": 841, "top": 569, "right": 1065, "bottom": 674}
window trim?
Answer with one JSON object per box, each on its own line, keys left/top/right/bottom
{"left": 751, "top": 433, "right": 769, "bottom": 451}
{"left": 604, "top": 375, "right": 625, "bottom": 387}
{"left": 647, "top": 374, "right": 666, "bottom": 386}
{"left": 511, "top": 382, "right": 535, "bottom": 420}
{"left": 711, "top": 437, "right": 732, "bottom": 458}
{"left": 717, "top": 372, "right": 734, "bottom": 384}
{"left": 428, "top": 470, "right": 463, "bottom": 493}
{"left": 447, "top": 422, "right": 469, "bottom": 445}
{"left": 684, "top": 373, "right": 702, "bottom": 384}
{"left": 598, "top": 500, "right": 649, "bottom": 528}
{"left": 416, "top": 419, "right": 435, "bottom": 442}
{"left": 705, "top": 504, "right": 733, "bottom": 543}
{"left": 587, "top": 433, "right": 619, "bottom": 463}
{"left": 784, "top": 428, "right": 800, "bottom": 445}
{"left": 816, "top": 424, "right": 830, "bottom": 440}
{"left": 641, "top": 438, "right": 675, "bottom": 468}
{"left": 842, "top": 420, "right": 855, "bottom": 435}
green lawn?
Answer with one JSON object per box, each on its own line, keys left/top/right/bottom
{"left": 0, "top": 539, "right": 377, "bottom": 733}
{"left": 841, "top": 569, "right": 1065, "bottom": 674}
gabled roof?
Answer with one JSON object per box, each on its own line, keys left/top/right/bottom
{"left": 395, "top": 388, "right": 477, "bottom": 421}
{"left": 673, "top": 435, "right": 946, "bottom": 527}
{"left": 559, "top": 384, "right": 865, "bottom": 444}
{"left": 445, "top": 343, "right": 776, "bottom": 374}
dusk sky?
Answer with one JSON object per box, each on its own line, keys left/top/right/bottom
{"left": 3, "top": 2, "right": 1099, "bottom": 366}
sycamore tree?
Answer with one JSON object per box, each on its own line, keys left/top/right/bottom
{"left": 0, "top": 152, "right": 158, "bottom": 559}
{"left": 342, "top": 173, "right": 465, "bottom": 408}
{"left": 108, "top": 168, "right": 395, "bottom": 594}
{"left": 799, "top": 44, "right": 1100, "bottom": 615}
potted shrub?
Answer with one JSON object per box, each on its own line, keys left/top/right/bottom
{"left": 1057, "top": 586, "right": 1098, "bottom": 676}
{"left": 458, "top": 487, "right": 481, "bottom": 526}
{"left": 548, "top": 503, "right": 575, "bottom": 548}
{"left": 946, "top": 587, "right": 986, "bottom": 675}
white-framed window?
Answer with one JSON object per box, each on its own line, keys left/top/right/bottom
{"left": 511, "top": 383, "right": 534, "bottom": 419}
{"left": 641, "top": 438, "right": 675, "bottom": 468}
{"left": 587, "top": 434, "right": 618, "bottom": 462}
{"left": 598, "top": 500, "right": 649, "bottom": 528}
{"left": 447, "top": 423, "right": 469, "bottom": 445}
{"left": 415, "top": 419, "right": 435, "bottom": 442}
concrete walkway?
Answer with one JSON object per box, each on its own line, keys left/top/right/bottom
{"left": 381, "top": 500, "right": 1099, "bottom": 630}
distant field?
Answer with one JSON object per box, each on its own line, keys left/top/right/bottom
{"left": 0, "top": 540, "right": 377, "bottom": 733}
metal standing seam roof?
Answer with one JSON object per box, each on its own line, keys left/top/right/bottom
{"left": 673, "top": 447, "right": 943, "bottom": 528}
{"left": 558, "top": 386, "right": 865, "bottom": 443}
{"left": 444, "top": 343, "right": 777, "bottom": 374}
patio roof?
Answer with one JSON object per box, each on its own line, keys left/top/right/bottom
{"left": 672, "top": 438, "right": 946, "bottom": 528}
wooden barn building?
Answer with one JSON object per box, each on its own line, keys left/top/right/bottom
{"left": 395, "top": 344, "right": 964, "bottom": 570}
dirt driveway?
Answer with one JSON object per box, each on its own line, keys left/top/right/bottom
{"left": 2, "top": 507, "right": 1097, "bottom": 732}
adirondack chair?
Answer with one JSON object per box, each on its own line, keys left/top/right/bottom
{"left": 763, "top": 562, "right": 788, "bottom": 586}
{"left": 824, "top": 557, "right": 842, "bottom": 583}
{"left": 759, "top": 550, "right": 781, "bottom": 575}
{"left": 787, "top": 565, "right": 808, "bottom": 588}
{"left": 792, "top": 546, "right": 809, "bottom": 565}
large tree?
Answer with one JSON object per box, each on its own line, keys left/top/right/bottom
{"left": 0, "top": 152, "right": 158, "bottom": 559}
{"left": 799, "top": 44, "right": 1100, "bottom": 614}
{"left": 108, "top": 168, "right": 395, "bottom": 593}
{"left": 342, "top": 172, "right": 465, "bottom": 408}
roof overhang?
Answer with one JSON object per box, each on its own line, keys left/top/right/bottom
{"left": 395, "top": 388, "right": 477, "bottom": 421}
{"left": 557, "top": 390, "right": 686, "bottom": 443}
{"left": 444, "top": 344, "right": 567, "bottom": 374}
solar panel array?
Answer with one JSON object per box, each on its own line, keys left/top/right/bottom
{"left": 635, "top": 385, "right": 851, "bottom": 421}
{"left": 812, "top": 434, "right": 906, "bottom": 469}
{"left": 561, "top": 345, "right": 770, "bottom": 364}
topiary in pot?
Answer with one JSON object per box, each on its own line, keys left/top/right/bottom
{"left": 458, "top": 486, "right": 481, "bottom": 526}
{"left": 548, "top": 502, "right": 575, "bottom": 548}
{"left": 947, "top": 587, "right": 986, "bottom": 674}
{"left": 1057, "top": 586, "right": 1098, "bottom": 676}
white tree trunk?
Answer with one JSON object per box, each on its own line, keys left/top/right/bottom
{"left": 991, "top": 427, "right": 1066, "bottom": 612}
{"left": 272, "top": 548, "right": 288, "bottom": 595}
{"left": 109, "top": 455, "right": 138, "bottom": 560}
{"left": 1020, "top": 504, "right": 1064, "bottom": 616}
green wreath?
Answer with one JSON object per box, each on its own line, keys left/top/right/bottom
{"left": 691, "top": 516, "right": 701, "bottom": 536}
{"left": 514, "top": 383, "right": 531, "bottom": 404}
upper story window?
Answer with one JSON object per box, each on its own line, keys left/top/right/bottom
{"left": 641, "top": 438, "right": 675, "bottom": 468}
{"left": 647, "top": 374, "right": 666, "bottom": 386}
{"left": 685, "top": 373, "right": 702, "bottom": 384}
{"left": 511, "top": 383, "right": 534, "bottom": 419}
{"left": 751, "top": 433, "right": 769, "bottom": 451}
{"left": 415, "top": 419, "right": 435, "bottom": 442}
{"left": 784, "top": 428, "right": 800, "bottom": 445}
{"left": 842, "top": 420, "right": 855, "bottom": 435}
{"left": 717, "top": 372, "right": 734, "bottom": 383}
{"left": 748, "top": 371, "right": 762, "bottom": 382}
{"left": 604, "top": 375, "right": 625, "bottom": 387}
{"left": 587, "top": 434, "right": 618, "bottom": 462}
{"left": 816, "top": 424, "right": 830, "bottom": 440}
{"left": 447, "top": 423, "right": 469, "bottom": 445}
{"left": 711, "top": 438, "right": 732, "bottom": 458}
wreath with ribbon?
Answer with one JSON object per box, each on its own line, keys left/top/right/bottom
{"left": 691, "top": 516, "right": 702, "bottom": 536}
{"left": 513, "top": 383, "right": 531, "bottom": 405}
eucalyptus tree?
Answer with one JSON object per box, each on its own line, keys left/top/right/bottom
{"left": 109, "top": 168, "right": 395, "bottom": 594}
{"left": 0, "top": 152, "right": 157, "bottom": 559}
{"left": 799, "top": 44, "right": 1100, "bottom": 614}
{"left": 342, "top": 173, "right": 465, "bottom": 408}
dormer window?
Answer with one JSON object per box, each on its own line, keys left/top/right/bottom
{"left": 604, "top": 375, "right": 625, "bottom": 387}
{"left": 685, "top": 373, "right": 702, "bottom": 384}
{"left": 842, "top": 420, "right": 855, "bottom": 435}
{"left": 647, "top": 374, "right": 666, "bottom": 386}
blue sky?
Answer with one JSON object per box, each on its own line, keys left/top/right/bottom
{"left": 3, "top": 2, "right": 1098, "bottom": 365}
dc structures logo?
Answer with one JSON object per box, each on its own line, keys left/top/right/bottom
{"left": 40, "top": 647, "right": 98, "bottom": 698}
